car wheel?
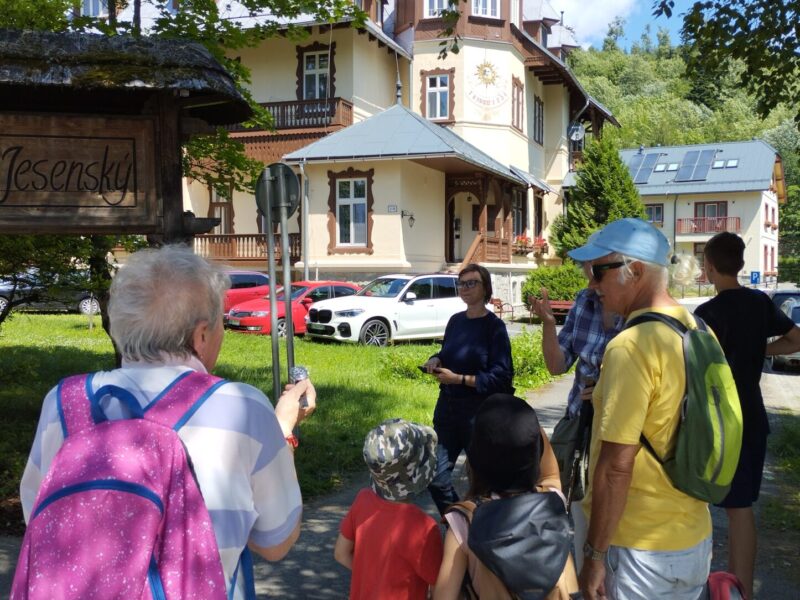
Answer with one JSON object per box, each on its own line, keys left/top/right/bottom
{"left": 771, "top": 357, "right": 784, "bottom": 372}
{"left": 78, "top": 296, "right": 100, "bottom": 316}
{"left": 276, "top": 318, "right": 287, "bottom": 337}
{"left": 0, "top": 296, "right": 8, "bottom": 313}
{"left": 360, "top": 319, "right": 390, "bottom": 346}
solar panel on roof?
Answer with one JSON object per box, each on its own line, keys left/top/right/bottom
{"left": 628, "top": 154, "right": 644, "bottom": 179}
{"left": 691, "top": 149, "right": 717, "bottom": 181}
{"left": 675, "top": 150, "right": 700, "bottom": 182}
{"left": 634, "top": 153, "right": 660, "bottom": 184}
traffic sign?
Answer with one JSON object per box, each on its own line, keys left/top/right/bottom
{"left": 750, "top": 271, "right": 761, "bottom": 285}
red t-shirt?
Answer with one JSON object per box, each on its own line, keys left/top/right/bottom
{"left": 340, "top": 488, "right": 443, "bottom": 600}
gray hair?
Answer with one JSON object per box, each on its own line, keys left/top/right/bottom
{"left": 109, "top": 245, "right": 230, "bottom": 363}
{"left": 615, "top": 252, "right": 699, "bottom": 288}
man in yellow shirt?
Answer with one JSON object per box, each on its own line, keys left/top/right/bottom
{"left": 569, "top": 218, "right": 712, "bottom": 600}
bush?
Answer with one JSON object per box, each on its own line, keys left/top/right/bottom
{"left": 521, "top": 263, "right": 586, "bottom": 308}
{"left": 510, "top": 329, "right": 556, "bottom": 390}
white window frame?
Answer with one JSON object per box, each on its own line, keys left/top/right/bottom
{"left": 426, "top": 0, "right": 446, "bottom": 17}
{"left": 336, "top": 179, "right": 368, "bottom": 246}
{"left": 472, "top": 0, "right": 500, "bottom": 18}
{"left": 427, "top": 74, "right": 450, "bottom": 120}
{"left": 303, "top": 51, "right": 330, "bottom": 101}
{"left": 82, "top": 0, "right": 107, "bottom": 16}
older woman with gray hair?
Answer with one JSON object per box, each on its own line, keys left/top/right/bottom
{"left": 20, "top": 244, "right": 315, "bottom": 600}
{"left": 565, "top": 218, "right": 711, "bottom": 600}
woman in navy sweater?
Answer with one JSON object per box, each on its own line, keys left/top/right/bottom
{"left": 423, "top": 263, "right": 514, "bottom": 515}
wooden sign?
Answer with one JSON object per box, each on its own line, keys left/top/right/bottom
{"left": 0, "top": 113, "right": 159, "bottom": 234}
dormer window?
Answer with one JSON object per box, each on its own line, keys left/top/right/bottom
{"left": 82, "top": 0, "right": 107, "bottom": 17}
{"left": 472, "top": 0, "right": 500, "bottom": 19}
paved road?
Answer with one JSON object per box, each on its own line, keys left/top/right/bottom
{"left": 3, "top": 370, "right": 798, "bottom": 599}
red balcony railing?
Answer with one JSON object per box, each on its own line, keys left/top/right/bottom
{"left": 676, "top": 217, "right": 741, "bottom": 234}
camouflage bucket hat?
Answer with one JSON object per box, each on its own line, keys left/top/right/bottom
{"left": 363, "top": 418, "right": 438, "bottom": 502}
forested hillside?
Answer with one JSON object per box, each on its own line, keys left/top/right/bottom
{"left": 566, "top": 25, "right": 799, "bottom": 282}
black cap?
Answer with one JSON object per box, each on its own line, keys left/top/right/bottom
{"left": 467, "top": 394, "right": 543, "bottom": 492}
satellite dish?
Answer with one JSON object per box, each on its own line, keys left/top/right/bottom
{"left": 568, "top": 123, "right": 585, "bottom": 142}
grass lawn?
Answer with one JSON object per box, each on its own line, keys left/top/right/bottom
{"left": 0, "top": 313, "right": 552, "bottom": 510}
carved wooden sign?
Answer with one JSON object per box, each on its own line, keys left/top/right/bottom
{"left": 0, "top": 113, "right": 158, "bottom": 233}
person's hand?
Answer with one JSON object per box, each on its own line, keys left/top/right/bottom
{"left": 579, "top": 557, "right": 608, "bottom": 600}
{"left": 275, "top": 378, "right": 316, "bottom": 437}
{"left": 580, "top": 384, "right": 595, "bottom": 402}
{"left": 423, "top": 357, "right": 442, "bottom": 373}
{"left": 530, "top": 288, "right": 556, "bottom": 326}
{"left": 432, "top": 366, "right": 459, "bottom": 385}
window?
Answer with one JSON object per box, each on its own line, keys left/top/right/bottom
{"left": 771, "top": 246, "right": 776, "bottom": 272}
{"left": 230, "top": 273, "right": 269, "bottom": 289}
{"left": 512, "top": 188, "right": 526, "bottom": 237}
{"left": 296, "top": 42, "right": 336, "bottom": 101}
{"left": 407, "top": 277, "right": 433, "bottom": 299}
{"left": 472, "top": 0, "right": 500, "bottom": 18}
{"left": 533, "top": 96, "right": 544, "bottom": 145}
{"left": 327, "top": 167, "right": 374, "bottom": 254}
{"left": 304, "top": 52, "right": 329, "bottom": 100}
{"left": 81, "top": 0, "right": 107, "bottom": 16}
{"left": 334, "top": 286, "right": 357, "bottom": 298}
{"left": 426, "top": 0, "right": 446, "bottom": 17}
{"left": 666, "top": 163, "right": 679, "bottom": 171}
{"left": 510, "top": 0, "right": 519, "bottom": 27}
{"left": 337, "top": 179, "right": 367, "bottom": 246}
{"left": 726, "top": 159, "right": 739, "bottom": 168}
{"left": 433, "top": 277, "right": 458, "bottom": 298}
{"left": 765, "top": 203, "right": 769, "bottom": 226}
{"left": 534, "top": 194, "right": 543, "bottom": 238}
{"left": 654, "top": 163, "right": 667, "bottom": 172}
{"left": 306, "top": 286, "right": 331, "bottom": 303}
{"left": 208, "top": 186, "right": 233, "bottom": 234}
{"left": 511, "top": 77, "right": 524, "bottom": 131}
{"left": 695, "top": 201, "right": 727, "bottom": 219}
{"left": 712, "top": 160, "right": 725, "bottom": 169}
{"left": 420, "top": 68, "right": 454, "bottom": 121}
{"left": 771, "top": 206, "right": 777, "bottom": 226}
{"left": 645, "top": 204, "right": 664, "bottom": 225}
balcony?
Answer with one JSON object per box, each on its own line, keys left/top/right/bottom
{"left": 676, "top": 217, "right": 741, "bottom": 235}
{"left": 194, "top": 233, "right": 301, "bottom": 266}
{"left": 228, "top": 98, "right": 354, "bottom": 132}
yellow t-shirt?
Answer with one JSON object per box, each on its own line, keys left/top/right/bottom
{"left": 583, "top": 305, "right": 712, "bottom": 551}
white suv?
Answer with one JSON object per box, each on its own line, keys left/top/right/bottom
{"left": 305, "top": 273, "right": 465, "bottom": 346}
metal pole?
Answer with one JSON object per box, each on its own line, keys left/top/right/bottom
{"left": 262, "top": 174, "right": 281, "bottom": 402}
{"left": 278, "top": 175, "right": 296, "bottom": 376}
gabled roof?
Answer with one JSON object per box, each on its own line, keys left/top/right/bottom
{"left": 522, "top": 0, "right": 560, "bottom": 25}
{"left": 284, "top": 104, "right": 527, "bottom": 185}
{"left": 619, "top": 140, "right": 783, "bottom": 199}
{"left": 548, "top": 24, "right": 579, "bottom": 50}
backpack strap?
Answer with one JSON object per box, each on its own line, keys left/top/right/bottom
{"left": 623, "top": 311, "right": 706, "bottom": 466}
{"left": 57, "top": 374, "right": 95, "bottom": 438}
{"left": 144, "top": 371, "right": 229, "bottom": 430}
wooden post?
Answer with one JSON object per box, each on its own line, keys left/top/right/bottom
{"left": 156, "top": 95, "right": 185, "bottom": 243}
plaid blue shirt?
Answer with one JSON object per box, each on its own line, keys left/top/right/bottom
{"left": 558, "top": 288, "right": 624, "bottom": 417}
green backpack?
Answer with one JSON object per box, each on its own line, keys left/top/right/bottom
{"left": 625, "top": 312, "right": 743, "bottom": 504}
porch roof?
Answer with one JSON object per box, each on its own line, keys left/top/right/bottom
{"left": 283, "top": 104, "right": 527, "bottom": 185}
{"left": 509, "top": 165, "right": 555, "bottom": 193}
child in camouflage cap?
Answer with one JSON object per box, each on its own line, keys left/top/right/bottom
{"left": 334, "top": 418, "right": 443, "bottom": 599}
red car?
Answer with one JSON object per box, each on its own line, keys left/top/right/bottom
{"left": 224, "top": 271, "right": 271, "bottom": 316}
{"left": 226, "top": 280, "right": 360, "bottom": 336}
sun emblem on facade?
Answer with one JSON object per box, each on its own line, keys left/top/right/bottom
{"left": 476, "top": 61, "right": 497, "bottom": 86}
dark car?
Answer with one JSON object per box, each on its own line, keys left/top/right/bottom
{"left": 0, "top": 271, "right": 99, "bottom": 315}
{"left": 766, "top": 288, "right": 800, "bottom": 371}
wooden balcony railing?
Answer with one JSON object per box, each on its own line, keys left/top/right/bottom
{"left": 194, "top": 233, "right": 301, "bottom": 263}
{"left": 460, "top": 234, "right": 512, "bottom": 269}
{"left": 676, "top": 217, "right": 741, "bottom": 234}
{"left": 228, "top": 98, "right": 354, "bottom": 132}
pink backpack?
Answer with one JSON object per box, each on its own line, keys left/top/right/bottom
{"left": 12, "top": 371, "right": 230, "bottom": 600}
{"left": 707, "top": 571, "right": 747, "bottom": 600}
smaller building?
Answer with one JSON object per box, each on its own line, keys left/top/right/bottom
{"left": 620, "top": 140, "right": 787, "bottom": 284}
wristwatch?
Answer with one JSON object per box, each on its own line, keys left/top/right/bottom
{"left": 583, "top": 541, "right": 607, "bottom": 561}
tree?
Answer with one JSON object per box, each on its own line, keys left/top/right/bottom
{"left": 603, "top": 17, "right": 626, "bottom": 52}
{"left": 653, "top": 0, "right": 800, "bottom": 125}
{"left": 550, "top": 136, "right": 645, "bottom": 257}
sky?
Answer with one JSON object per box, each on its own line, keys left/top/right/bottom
{"left": 548, "top": 0, "right": 694, "bottom": 50}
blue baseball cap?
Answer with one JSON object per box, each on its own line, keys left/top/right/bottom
{"left": 568, "top": 218, "right": 671, "bottom": 266}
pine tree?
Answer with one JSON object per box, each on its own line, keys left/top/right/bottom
{"left": 551, "top": 136, "right": 645, "bottom": 258}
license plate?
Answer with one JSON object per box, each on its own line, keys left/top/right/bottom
{"left": 228, "top": 319, "right": 240, "bottom": 326}
{"left": 306, "top": 323, "right": 324, "bottom": 332}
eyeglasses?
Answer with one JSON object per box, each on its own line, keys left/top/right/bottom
{"left": 456, "top": 279, "right": 482, "bottom": 289}
{"left": 591, "top": 262, "right": 625, "bottom": 282}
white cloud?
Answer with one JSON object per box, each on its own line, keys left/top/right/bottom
{"left": 547, "top": 0, "right": 640, "bottom": 48}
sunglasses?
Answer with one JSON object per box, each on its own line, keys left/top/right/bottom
{"left": 456, "top": 279, "right": 482, "bottom": 289}
{"left": 591, "top": 262, "right": 625, "bottom": 282}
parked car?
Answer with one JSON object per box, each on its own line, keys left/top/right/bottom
{"left": 224, "top": 270, "right": 270, "bottom": 316}
{"left": 0, "top": 271, "right": 99, "bottom": 316}
{"left": 769, "top": 295, "right": 800, "bottom": 371}
{"left": 226, "top": 280, "right": 360, "bottom": 336}
{"left": 305, "top": 273, "right": 467, "bottom": 346}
